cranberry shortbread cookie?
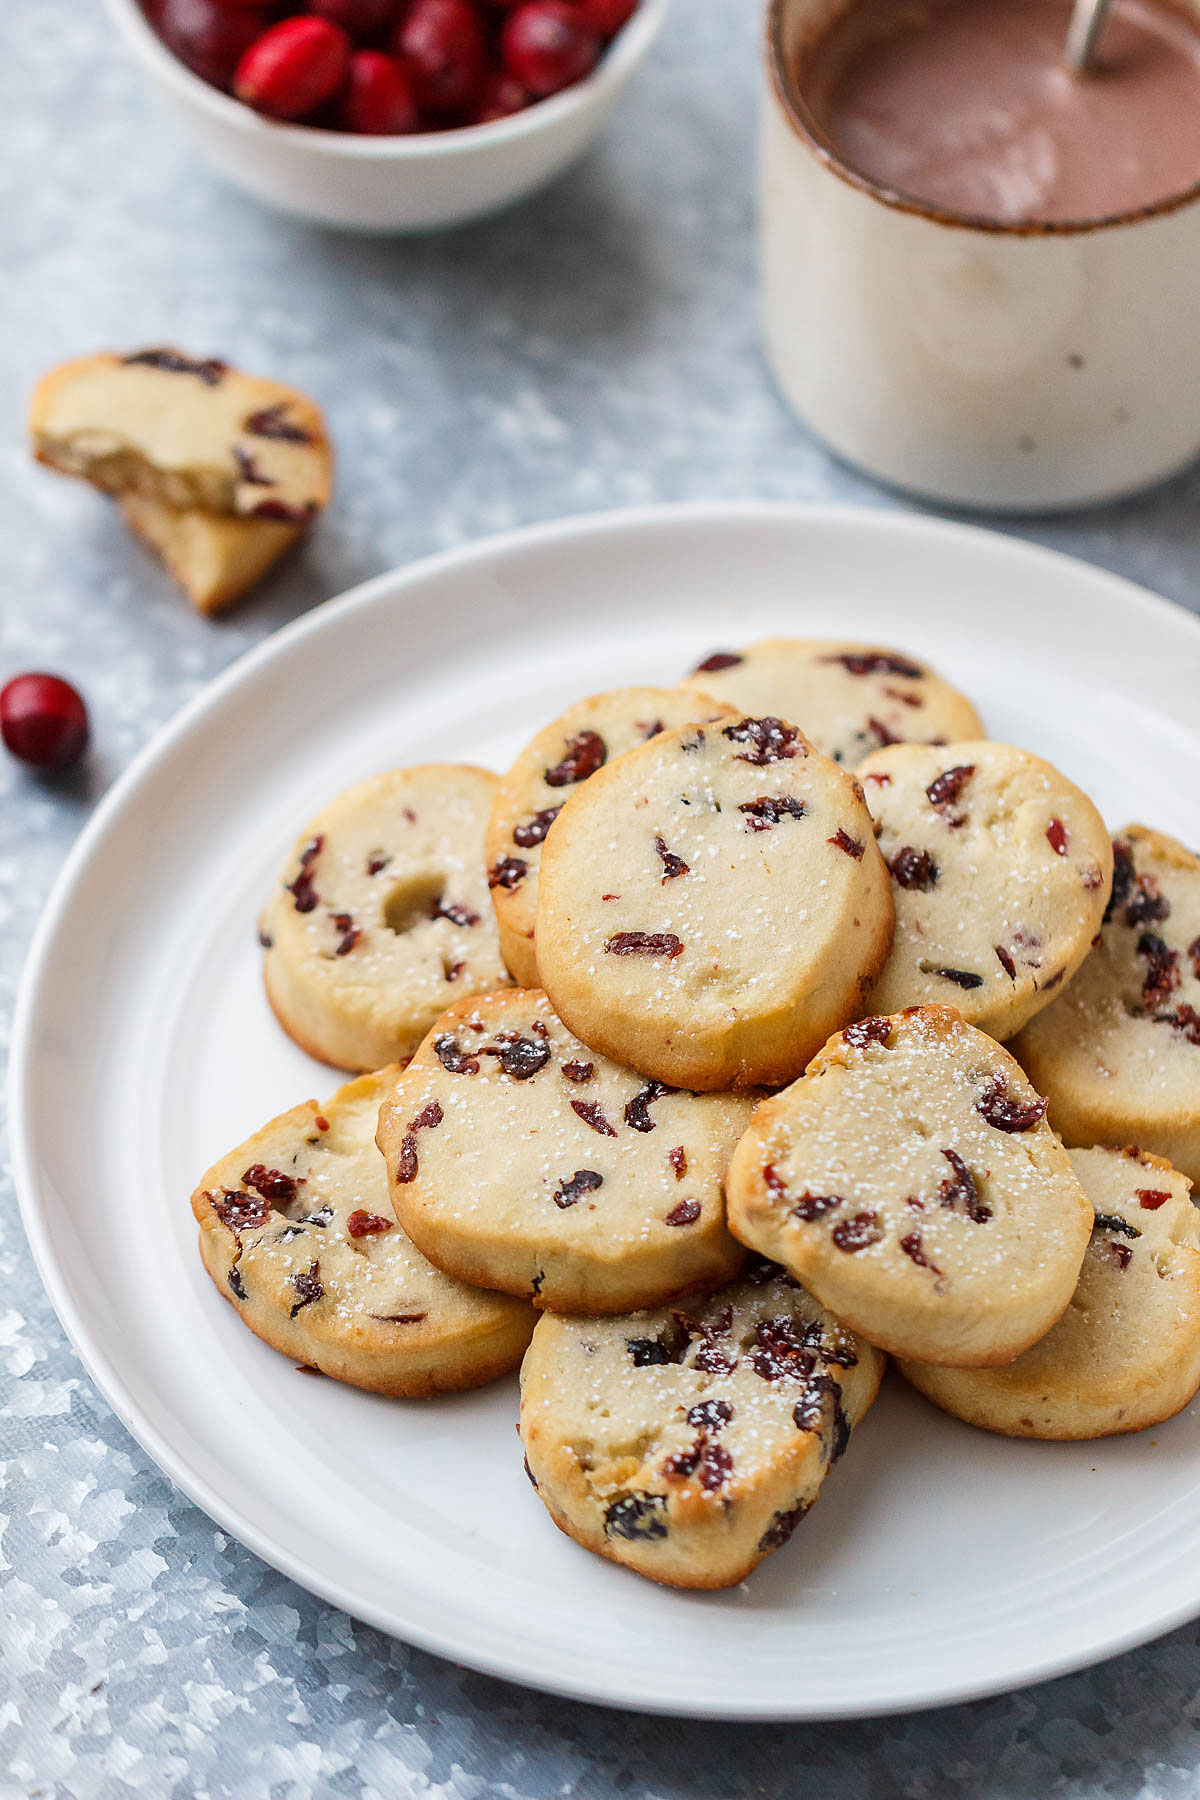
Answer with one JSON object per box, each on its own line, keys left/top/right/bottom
{"left": 375, "top": 990, "right": 753, "bottom": 1314}
{"left": 727, "top": 1006, "right": 1093, "bottom": 1366}
{"left": 485, "top": 686, "right": 735, "bottom": 987}
{"left": 1013, "top": 827, "right": 1200, "bottom": 1184}
{"left": 900, "top": 1146, "right": 1200, "bottom": 1438}
{"left": 859, "top": 741, "right": 1112, "bottom": 1038}
{"left": 192, "top": 1069, "right": 535, "bottom": 1396}
{"left": 519, "top": 1261, "right": 884, "bottom": 1589}
{"left": 683, "top": 640, "right": 983, "bottom": 768}
{"left": 261, "top": 766, "right": 510, "bottom": 1072}
{"left": 30, "top": 348, "right": 332, "bottom": 613}
{"left": 535, "top": 716, "right": 894, "bottom": 1090}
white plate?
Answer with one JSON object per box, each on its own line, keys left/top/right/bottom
{"left": 12, "top": 503, "right": 1200, "bottom": 1721}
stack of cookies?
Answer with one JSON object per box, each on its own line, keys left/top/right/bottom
{"left": 191, "top": 637, "right": 1200, "bottom": 1591}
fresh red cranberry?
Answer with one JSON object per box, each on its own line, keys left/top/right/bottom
{"left": 501, "top": 1, "right": 600, "bottom": 97}
{"left": 307, "top": 0, "right": 403, "bottom": 43}
{"left": 342, "top": 49, "right": 420, "bottom": 129}
{"left": 394, "top": 0, "right": 487, "bottom": 115}
{"left": 158, "top": 0, "right": 271, "bottom": 89}
{"left": 1, "top": 673, "right": 89, "bottom": 771}
{"left": 574, "top": 0, "right": 637, "bottom": 35}
{"left": 473, "top": 69, "right": 529, "bottom": 120}
{"left": 235, "top": 16, "right": 352, "bottom": 119}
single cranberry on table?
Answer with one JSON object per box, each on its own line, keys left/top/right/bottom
{"left": 342, "top": 49, "right": 420, "bottom": 131}
{"left": 500, "top": 2, "right": 600, "bottom": 98}
{"left": 234, "top": 16, "right": 353, "bottom": 120}
{"left": 157, "top": 0, "right": 271, "bottom": 90}
{"left": 306, "top": 0, "right": 404, "bottom": 45}
{"left": 0, "top": 674, "right": 90, "bottom": 772}
{"left": 393, "top": 0, "right": 488, "bottom": 115}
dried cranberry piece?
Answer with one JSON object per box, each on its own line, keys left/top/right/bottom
{"left": 696, "top": 1440, "right": 733, "bottom": 1490}
{"left": 793, "top": 1374, "right": 850, "bottom": 1460}
{"left": 831, "top": 1211, "right": 881, "bottom": 1253}
{"left": 365, "top": 851, "right": 391, "bottom": 876}
{"left": 227, "top": 1264, "right": 248, "bottom": 1301}
{"left": 1105, "top": 839, "right": 1135, "bottom": 921}
{"left": 687, "top": 1399, "right": 733, "bottom": 1431}
{"left": 889, "top": 846, "right": 938, "bottom": 890}
{"left": 738, "top": 795, "right": 807, "bottom": 832}
{"left": 604, "top": 931, "right": 683, "bottom": 959}
{"left": 570, "top": 1098, "right": 616, "bottom": 1136}
{"left": 748, "top": 1317, "right": 817, "bottom": 1383}
{"left": 626, "top": 1336, "right": 675, "bottom": 1366}
{"left": 488, "top": 856, "right": 527, "bottom": 890}
{"left": 939, "top": 1148, "right": 990, "bottom": 1222}
{"left": 431, "top": 898, "right": 479, "bottom": 928}
{"left": 287, "top": 835, "right": 323, "bottom": 912}
{"left": 1108, "top": 1241, "right": 1134, "bottom": 1269}
{"left": 1189, "top": 936, "right": 1200, "bottom": 981}
{"left": 562, "top": 1060, "right": 594, "bottom": 1083}
{"left": 232, "top": 446, "right": 272, "bottom": 487}
{"left": 245, "top": 402, "right": 314, "bottom": 444}
{"left": 843, "top": 1016, "right": 891, "bottom": 1050}
{"left": 1137, "top": 1188, "right": 1171, "bottom": 1209}
{"left": 553, "top": 1169, "right": 603, "bottom": 1209}
{"left": 624, "top": 1080, "right": 674, "bottom": 1133}
{"left": 976, "top": 1077, "right": 1048, "bottom": 1132}
{"left": 241, "top": 1165, "right": 297, "bottom": 1204}
{"left": 654, "top": 836, "right": 690, "bottom": 880}
{"left": 258, "top": 929, "right": 274, "bottom": 949}
{"left": 347, "top": 1210, "right": 394, "bottom": 1238}
{"left": 1046, "top": 818, "right": 1069, "bottom": 856}
{"left": 758, "top": 1499, "right": 813, "bottom": 1552}
{"left": 1093, "top": 1212, "right": 1142, "bottom": 1240}
{"left": 926, "top": 764, "right": 975, "bottom": 821}
{"left": 434, "top": 1033, "right": 480, "bottom": 1075}
{"left": 485, "top": 1033, "right": 550, "bottom": 1080}
{"left": 693, "top": 651, "right": 743, "bottom": 672}
{"left": 289, "top": 1261, "right": 324, "bottom": 1318}
{"left": 370, "top": 1310, "right": 426, "bottom": 1324}
{"left": 865, "top": 716, "right": 901, "bottom": 748}
{"left": 935, "top": 968, "right": 984, "bottom": 990}
{"left": 1124, "top": 873, "right": 1170, "bottom": 927}
{"left": 1137, "top": 934, "right": 1181, "bottom": 1008}
{"left": 330, "top": 912, "right": 360, "bottom": 956}
{"left": 668, "top": 1145, "right": 687, "bottom": 1180}
{"left": 995, "top": 944, "right": 1017, "bottom": 979}
{"left": 212, "top": 1188, "right": 272, "bottom": 1231}
{"left": 638, "top": 718, "right": 666, "bottom": 741}
{"left": 828, "top": 827, "right": 864, "bottom": 859}
{"left": 722, "top": 717, "right": 802, "bottom": 765}
{"left": 662, "top": 1442, "right": 701, "bottom": 1481}
{"left": 824, "top": 651, "right": 923, "bottom": 678}
{"left": 444, "top": 961, "right": 466, "bottom": 983}
{"left": 1161, "top": 1003, "right": 1200, "bottom": 1046}
{"left": 665, "top": 1200, "right": 701, "bottom": 1227}
{"left": 899, "top": 1230, "right": 940, "bottom": 1273}
{"left": 792, "top": 1192, "right": 842, "bottom": 1222}
{"left": 675, "top": 1305, "right": 735, "bottom": 1374}
{"left": 604, "top": 1494, "right": 668, "bottom": 1541}
{"left": 123, "top": 347, "right": 227, "bottom": 385}
{"left": 394, "top": 1100, "right": 444, "bottom": 1183}
{"left": 513, "top": 806, "right": 562, "bottom": 848}
{"left": 544, "top": 729, "right": 606, "bottom": 787}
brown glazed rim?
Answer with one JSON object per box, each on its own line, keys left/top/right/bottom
{"left": 766, "top": 0, "right": 1200, "bottom": 236}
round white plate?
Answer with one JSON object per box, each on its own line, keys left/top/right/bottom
{"left": 12, "top": 503, "right": 1200, "bottom": 1720}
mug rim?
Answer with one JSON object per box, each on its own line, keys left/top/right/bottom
{"left": 765, "top": 0, "right": 1200, "bottom": 237}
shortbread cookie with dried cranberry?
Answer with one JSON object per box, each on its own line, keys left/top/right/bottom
{"left": 192, "top": 1069, "right": 535, "bottom": 1397}
{"left": 683, "top": 640, "right": 983, "bottom": 768}
{"left": 900, "top": 1146, "right": 1200, "bottom": 1438}
{"left": 30, "top": 348, "right": 331, "bottom": 613}
{"left": 261, "top": 766, "right": 510, "bottom": 1072}
{"left": 859, "top": 741, "right": 1112, "bottom": 1038}
{"left": 376, "top": 990, "right": 753, "bottom": 1315}
{"left": 535, "top": 716, "right": 894, "bottom": 1090}
{"left": 486, "top": 687, "right": 736, "bottom": 988}
{"left": 727, "top": 1006, "right": 1092, "bottom": 1366}
{"left": 520, "top": 1261, "right": 884, "bottom": 1589}
{"left": 1013, "top": 827, "right": 1200, "bottom": 1184}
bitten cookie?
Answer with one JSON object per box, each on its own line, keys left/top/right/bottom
{"left": 683, "top": 640, "right": 983, "bottom": 768}
{"left": 261, "top": 766, "right": 511, "bottom": 1072}
{"left": 1012, "top": 826, "right": 1200, "bottom": 1184}
{"left": 535, "top": 716, "right": 895, "bottom": 1090}
{"left": 859, "top": 741, "right": 1113, "bottom": 1038}
{"left": 191, "top": 1069, "right": 535, "bottom": 1397}
{"left": 519, "top": 1260, "right": 884, "bottom": 1589}
{"left": 726, "top": 1005, "right": 1093, "bottom": 1366}
{"left": 375, "top": 989, "right": 753, "bottom": 1315}
{"left": 30, "top": 348, "right": 332, "bottom": 613}
{"left": 485, "top": 686, "right": 735, "bottom": 988}
{"left": 900, "top": 1146, "right": 1200, "bottom": 1439}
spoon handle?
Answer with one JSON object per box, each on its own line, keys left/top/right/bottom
{"left": 1065, "top": 0, "right": 1114, "bottom": 71}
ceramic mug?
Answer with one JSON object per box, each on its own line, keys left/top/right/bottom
{"left": 760, "top": 0, "right": 1200, "bottom": 511}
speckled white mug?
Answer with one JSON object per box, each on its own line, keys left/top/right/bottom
{"left": 761, "top": 0, "right": 1200, "bottom": 510}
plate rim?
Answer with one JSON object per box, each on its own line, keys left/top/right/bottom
{"left": 12, "top": 498, "right": 1200, "bottom": 1722}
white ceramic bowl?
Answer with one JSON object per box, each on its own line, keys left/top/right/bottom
{"left": 106, "top": 0, "right": 669, "bottom": 232}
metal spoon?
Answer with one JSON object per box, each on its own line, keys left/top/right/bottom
{"left": 1065, "top": 0, "right": 1113, "bottom": 72}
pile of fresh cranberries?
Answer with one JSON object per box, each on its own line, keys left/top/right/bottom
{"left": 141, "top": 0, "right": 638, "bottom": 132}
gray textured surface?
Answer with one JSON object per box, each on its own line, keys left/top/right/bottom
{"left": 4, "top": 3, "right": 1200, "bottom": 1795}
